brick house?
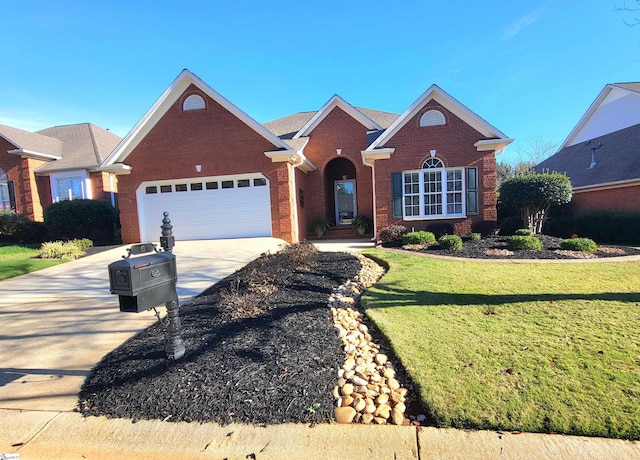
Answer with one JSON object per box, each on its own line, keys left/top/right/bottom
{"left": 0, "top": 123, "right": 121, "bottom": 220}
{"left": 101, "top": 69, "right": 513, "bottom": 244}
{"left": 536, "top": 83, "right": 640, "bottom": 214}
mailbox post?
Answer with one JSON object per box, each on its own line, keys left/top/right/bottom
{"left": 108, "top": 212, "right": 185, "bottom": 360}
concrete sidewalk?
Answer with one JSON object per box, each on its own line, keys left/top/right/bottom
{"left": 1, "top": 238, "right": 639, "bottom": 459}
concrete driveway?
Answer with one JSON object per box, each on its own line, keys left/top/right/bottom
{"left": 0, "top": 237, "right": 285, "bottom": 412}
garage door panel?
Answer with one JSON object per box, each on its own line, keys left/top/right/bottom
{"left": 139, "top": 176, "right": 272, "bottom": 241}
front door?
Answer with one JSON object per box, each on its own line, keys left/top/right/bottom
{"left": 334, "top": 179, "right": 357, "bottom": 226}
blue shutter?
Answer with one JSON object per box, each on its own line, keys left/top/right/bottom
{"left": 392, "top": 173, "right": 403, "bottom": 219}
{"left": 466, "top": 167, "right": 478, "bottom": 215}
{"left": 8, "top": 181, "right": 16, "bottom": 211}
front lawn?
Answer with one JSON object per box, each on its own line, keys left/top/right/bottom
{"left": 362, "top": 249, "right": 640, "bottom": 439}
{"left": 0, "top": 244, "right": 66, "bottom": 280}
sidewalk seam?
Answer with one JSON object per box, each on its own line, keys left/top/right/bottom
{"left": 415, "top": 426, "right": 421, "bottom": 459}
{"left": 14, "top": 411, "right": 61, "bottom": 453}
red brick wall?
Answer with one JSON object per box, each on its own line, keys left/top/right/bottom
{"left": 373, "top": 101, "right": 498, "bottom": 236}
{"left": 570, "top": 184, "right": 640, "bottom": 214}
{"left": 0, "top": 139, "right": 49, "bottom": 220}
{"left": 117, "top": 84, "right": 293, "bottom": 243}
{"left": 302, "top": 107, "right": 373, "bottom": 229}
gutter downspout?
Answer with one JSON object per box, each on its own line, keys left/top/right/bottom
{"left": 290, "top": 152, "right": 305, "bottom": 243}
{"left": 362, "top": 156, "right": 377, "bottom": 243}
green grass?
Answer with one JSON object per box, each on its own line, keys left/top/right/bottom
{"left": 362, "top": 249, "right": 640, "bottom": 439}
{"left": 0, "top": 244, "right": 66, "bottom": 280}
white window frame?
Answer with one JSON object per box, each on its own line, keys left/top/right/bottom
{"left": 50, "top": 170, "right": 91, "bottom": 202}
{"left": 402, "top": 163, "right": 466, "bottom": 220}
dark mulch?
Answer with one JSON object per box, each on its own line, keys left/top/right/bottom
{"left": 78, "top": 248, "right": 363, "bottom": 425}
{"left": 401, "top": 235, "right": 640, "bottom": 259}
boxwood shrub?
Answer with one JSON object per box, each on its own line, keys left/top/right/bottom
{"left": 507, "top": 235, "right": 542, "bottom": 250}
{"left": 44, "top": 199, "right": 118, "bottom": 244}
{"left": 560, "top": 237, "right": 597, "bottom": 253}
{"left": 0, "top": 211, "right": 46, "bottom": 243}
{"left": 514, "top": 228, "right": 534, "bottom": 236}
{"left": 402, "top": 231, "right": 436, "bottom": 245}
{"left": 438, "top": 234, "right": 463, "bottom": 250}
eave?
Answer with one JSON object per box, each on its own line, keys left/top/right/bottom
{"left": 264, "top": 150, "right": 317, "bottom": 172}
{"left": 8, "top": 148, "right": 62, "bottom": 161}
{"left": 361, "top": 148, "right": 395, "bottom": 163}
{"left": 573, "top": 178, "right": 640, "bottom": 192}
{"left": 96, "top": 163, "right": 133, "bottom": 175}
{"left": 474, "top": 138, "right": 514, "bottom": 155}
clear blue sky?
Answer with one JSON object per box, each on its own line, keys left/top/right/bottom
{"left": 1, "top": 0, "right": 638, "bottom": 164}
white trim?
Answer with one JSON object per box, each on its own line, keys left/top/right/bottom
{"left": 97, "top": 163, "right": 132, "bottom": 175}
{"left": 559, "top": 84, "right": 640, "bottom": 150}
{"left": 474, "top": 138, "right": 514, "bottom": 154}
{"left": 293, "top": 94, "right": 382, "bottom": 139}
{"left": 401, "top": 167, "right": 466, "bottom": 220}
{"left": 361, "top": 148, "right": 394, "bottom": 163}
{"left": 264, "top": 150, "right": 317, "bottom": 172}
{"left": 50, "top": 170, "right": 91, "bottom": 202}
{"left": 367, "top": 84, "right": 510, "bottom": 151}
{"left": 573, "top": 178, "right": 640, "bottom": 192}
{"left": 7, "top": 148, "right": 62, "bottom": 161}
{"left": 102, "top": 69, "right": 294, "bottom": 167}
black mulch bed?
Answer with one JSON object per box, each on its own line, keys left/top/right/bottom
{"left": 399, "top": 234, "right": 640, "bottom": 260}
{"left": 79, "top": 248, "right": 365, "bottom": 425}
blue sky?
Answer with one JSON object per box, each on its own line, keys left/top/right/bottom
{"left": 1, "top": 0, "right": 638, "bottom": 164}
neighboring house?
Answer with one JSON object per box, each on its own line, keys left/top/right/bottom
{"left": 0, "top": 123, "right": 122, "bottom": 220}
{"left": 100, "top": 69, "right": 513, "bottom": 244}
{"left": 536, "top": 83, "right": 640, "bottom": 214}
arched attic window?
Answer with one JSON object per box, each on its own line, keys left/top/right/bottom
{"left": 419, "top": 109, "right": 446, "bottom": 127}
{"left": 422, "top": 157, "right": 444, "bottom": 169}
{"left": 183, "top": 94, "right": 206, "bottom": 111}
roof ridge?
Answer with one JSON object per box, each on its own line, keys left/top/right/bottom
{"left": 87, "top": 123, "right": 102, "bottom": 164}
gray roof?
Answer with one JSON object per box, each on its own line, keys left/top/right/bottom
{"left": 263, "top": 107, "right": 399, "bottom": 146}
{"left": 536, "top": 123, "right": 640, "bottom": 188}
{"left": 35, "top": 123, "right": 122, "bottom": 172}
{"left": 612, "top": 82, "right": 640, "bottom": 93}
{"left": 0, "top": 123, "right": 63, "bottom": 156}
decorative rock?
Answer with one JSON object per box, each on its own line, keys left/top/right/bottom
{"left": 351, "top": 376, "right": 367, "bottom": 386}
{"left": 353, "top": 398, "right": 366, "bottom": 412}
{"left": 341, "top": 383, "right": 354, "bottom": 396}
{"left": 375, "top": 403, "right": 391, "bottom": 419}
{"left": 361, "top": 413, "right": 374, "bottom": 424}
{"left": 391, "top": 407, "right": 404, "bottom": 425}
{"left": 375, "top": 354, "right": 388, "bottom": 366}
{"left": 373, "top": 416, "right": 387, "bottom": 425}
{"left": 376, "top": 393, "right": 389, "bottom": 405}
{"left": 332, "top": 386, "right": 340, "bottom": 399}
{"left": 341, "top": 395, "right": 354, "bottom": 407}
{"left": 383, "top": 368, "right": 396, "bottom": 379}
{"left": 334, "top": 406, "right": 356, "bottom": 424}
{"left": 365, "top": 404, "right": 376, "bottom": 414}
{"left": 388, "top": 378, "right": 401, "bottom": 391}
{"left": 344, "top": 370, "right": 355, "bottom": 380}
{"left": 394, "top": 401, "right": 406, "bottom": 413}
{"left": 337, "top": 377, "right": 346, "bottom": 387}
{"left": 397, "top": 388, "right": 408, "bottom": 397}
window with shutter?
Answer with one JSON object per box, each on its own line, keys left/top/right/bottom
{"left": 465, "top": 167, "right": 478, "bottom": 215}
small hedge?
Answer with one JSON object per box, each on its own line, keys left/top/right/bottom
{"left": 39, "top": 239, "right": 93, "bottom": 260}
{"left": 507, "top": 235, "right": 542, "bottom": 251}
{"left": 402, "top": 231, "right": 436, "bottom": 245}
{"left": 0, "top": 211, "right": 47, "bottom": 243}
{"left": 379, "top": 225, "right": 407, "bottom": 247}
{"left": 426, "top": 222, "right": 455, "bottom": 238}
{"left": 438, "top": 234, "right": 463, "bottom": 250}
{"left": 514, "top": 228, "right": 534, "bottom": 236}
{"left": 575, "top": 210, "right": 640, "bottom": 245}
{"left": 560, "top": 238, "right": 597, "bottom": 253}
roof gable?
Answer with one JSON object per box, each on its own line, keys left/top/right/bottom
{"left": 293, "top": 95, "right": 382, "bottom": 139}
{"left": 102, "top": 69, "right": 293, "bottom": 166}
{"left": 366, "top": 84, "right": 511, "bottom": 151}
{"left": 559, "top": 83, "right": 640, "bottom": 149}
{"left": 0, "top": 123, "right": 63, "bottom": 159}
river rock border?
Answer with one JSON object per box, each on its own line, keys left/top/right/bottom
{"left": 329, "top": 254, "right": 410, "bottom": 425}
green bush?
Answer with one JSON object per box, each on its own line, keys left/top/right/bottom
{"left": 438, "top": 234, "right": 463, "bottom": 250}
{"left": 44, "top": 199, "right": 118, "bottom": 244}
{"left": 515, "top": 228, "right": 534, "bottom": 236}
{"left": 543, "top": 215, "right": 576, "bottom": 239}
{"left": 575, "top": 210, "right": 640, "bottom": 245}
{"left": 0, "top": 211, "right": 46, "bottom": 243}
{"left": 39, "top": 240, "right": 85, "bottom": 260}
{"left": 507, "top": 235, "right": 542, "bottom": 251}
{"left": 498, "top": 215, "right": 525, "bottom": 236}
{"left": 351, "top": 215, "right": 372, "bottom": 235}
{"left": 71, "top": 238, "right": 94, "bottom": 250}
{"left": 379, "top": 225, "right": 407, "bottom": 247}
{"left": 403, "top": 231, "right": 436, "bottom": 245}
{"left": 560, "top": 238, "right": 597, "bottom": 253}
{"left": 426, "top": 222, "right": 455, "bottom": 238}
{"left": 471, "top": 232, "right": 482, "bottom": 241}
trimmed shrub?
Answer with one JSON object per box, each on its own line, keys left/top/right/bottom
{"left": 39, "top": 240, "right": 85, "bottom": 260}
{"left": 471, "top": 220, "right": 499, "bottom": 237}
{"left": 379, "top": 225, "right": 407, "bottom": 247}
{"left": 438, "top": 234, "right": 463, "bottom": 250}
{"left": 402, "top": 231, "right": 436, "bottom": 245}
{"left": 498, "top": 215, "right": 525, "bottom": 236}
{"left": 575, "top": 210, "right": 640, "bottom": 245}
{"left": 72, "top": 238, "right": 94, "bottom": 250}
{"left": 44, "top": 199, "right": 118, "bottom": 244}
{"left": 515, "top": 228, "right": 534, "bottom": 236}
{"left": 560, "top": 238, "right": 597, "bottom": 253}
{"left": 0, "top": 211, "right": 46, "bottom": 244}
{"left": 507, "top": 235, "right": 542, "bottom": 251}
{"left": 471, "top": 232, "right": 482, "bottom": 241}
{"left": 543, "top": 215, "right": 576, "bottom": 239}
{"left": 426, "top": 222, "right": 455, "bottom": 238}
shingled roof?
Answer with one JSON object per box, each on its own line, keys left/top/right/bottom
{"left": 263, "top": 107, "right": 399, "bottom": 146}
{"left": 536, "top": 123, "right": 640, "bottom": 189}
{"left": 0, "top": 123, "right": 63, "bottom": 157}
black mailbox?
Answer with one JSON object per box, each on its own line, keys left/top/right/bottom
{"left": 108, "top": 244, "right": 177, "bottom": 313}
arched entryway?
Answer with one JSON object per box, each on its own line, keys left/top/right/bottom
{"left": 324, "top": 157, "right": 357, "bottom": 226}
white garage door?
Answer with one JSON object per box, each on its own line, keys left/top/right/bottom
{"left": 137, "top": 174, "right": 272, "bottom": 242}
